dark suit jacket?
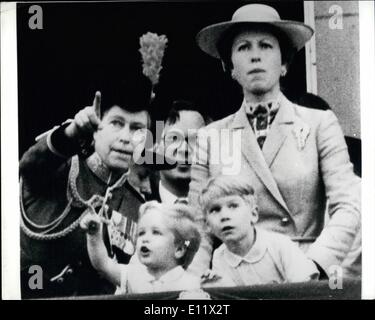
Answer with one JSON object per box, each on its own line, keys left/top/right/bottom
{"left": 144, "top": 171, "right": 162, "bottom": 202}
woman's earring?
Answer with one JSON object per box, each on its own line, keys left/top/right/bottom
{"left": 281, "top": 67, "right": 287, "bottom": 77}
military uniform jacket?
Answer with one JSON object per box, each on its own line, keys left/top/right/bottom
{"left": 20, "top": 126, "right": 144, "bottom": 298}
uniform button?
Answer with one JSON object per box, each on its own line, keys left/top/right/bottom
{"left": 281, "top": 217, "right": 289, "bottom": 225}
{"left": 56, "top": 277, "right": 64, "bottom": 284}
{"left": 66, "top": 268, "right": 73, "bottom": 275}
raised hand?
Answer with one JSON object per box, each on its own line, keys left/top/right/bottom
{"left": 80, "top": 210, "right": 103, "bottom": 236}
{"left": 65, "top": 91, "right": 102, "bottom": 139}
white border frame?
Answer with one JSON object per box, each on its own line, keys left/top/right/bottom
{"left": 1, "top": 1, "right": 21, "bottom": 300}
{"left": 1, "top": 0, "right": 374, "bottom": 300}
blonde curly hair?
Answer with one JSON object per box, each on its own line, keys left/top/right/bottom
{"left": 138, "top": 201, "right": 201, "bottom": 269}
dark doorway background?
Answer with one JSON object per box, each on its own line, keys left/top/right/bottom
{"left": 17, "top": 1, "right": 305, "bottom": 156}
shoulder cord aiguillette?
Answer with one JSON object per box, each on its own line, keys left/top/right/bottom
{"left": 20, "top": 156, "right": 128, "bottom": 241}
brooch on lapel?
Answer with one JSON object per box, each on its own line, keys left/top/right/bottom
{"left": 292, "top": 122, "right": 310, "bottom": 151}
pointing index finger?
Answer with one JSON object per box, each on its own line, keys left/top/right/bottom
{"left": 93, "top": 91, "right": 101, "bottom": 119}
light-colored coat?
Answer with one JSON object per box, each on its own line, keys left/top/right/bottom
{"left": 188, "top": 94, "right": 361, "bottom": 276}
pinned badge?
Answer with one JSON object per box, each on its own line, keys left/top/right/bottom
{"left": 292, "top": 122, "right": 310, "bottom": 151}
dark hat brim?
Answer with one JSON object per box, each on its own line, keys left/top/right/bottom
{"left": 196, "top": 20, "right": 314, "bottom": 59}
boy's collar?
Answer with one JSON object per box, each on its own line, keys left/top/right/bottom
{"left": 223, "top": 228, "right": 268, "bottom": 267}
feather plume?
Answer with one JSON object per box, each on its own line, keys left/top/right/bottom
{"left": 139, "top": 32, "right": 168, "bottom": 99}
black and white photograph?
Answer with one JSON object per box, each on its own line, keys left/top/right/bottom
{"left": 1, "top": 0, "right": 374, "bottom": 302}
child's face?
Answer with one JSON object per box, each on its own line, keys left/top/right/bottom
{"left": 136, "top": 210, "right": 181, "bottom": 274}
{"left": 206, "top": 195, "right": 258, "bottom": 244}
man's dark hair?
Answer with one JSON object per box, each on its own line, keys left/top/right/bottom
{"left": 165, "top": 99, "right": 209, "bottom": 126}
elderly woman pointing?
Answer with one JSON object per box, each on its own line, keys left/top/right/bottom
{"left": 189, "top": 4, "right": 361, "bottom": 279}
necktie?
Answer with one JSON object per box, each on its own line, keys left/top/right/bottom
{"left": 246, "top": 101, "right": 279, "bottom": 149}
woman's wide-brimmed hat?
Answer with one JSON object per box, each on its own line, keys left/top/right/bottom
{"left": 196, "top": 4, "right": 314, "bottom": 59}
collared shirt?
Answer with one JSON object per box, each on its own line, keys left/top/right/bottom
{"left": 159, "top": 181, "right": 188, "bottom": 205}
{"left": 117, "top": 264, "right": 200, "bottom": 294}
{"left": 159, "top": 181, "right": 178, "bottom": 204}
{"left": 212, "top": 228, "right": 319, "bottom": 286}
{"left": 243, "top": 94, "right": 281, "bottom": 149}
{"left": 243, "top": 94, "right": 281, "bottom": 116}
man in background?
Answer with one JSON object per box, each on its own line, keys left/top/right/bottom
{"left": 129, "top": 100, "right": 207, "bottom": 204}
